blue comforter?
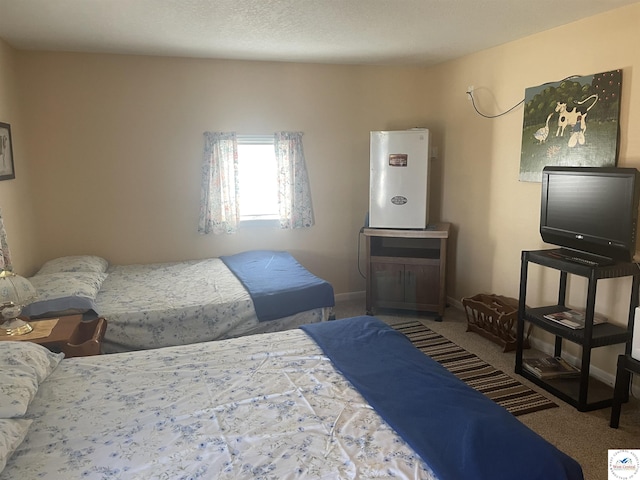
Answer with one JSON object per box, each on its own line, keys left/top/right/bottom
{"left": 221, "top": 250, "right": 335, "bottom": 322}
{"left": 301, "top": 316, "right": 584, "bottom": 480}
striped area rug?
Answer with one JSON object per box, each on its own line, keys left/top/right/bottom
{"left": 392, "top": 320, "right": 557, "bottom": 416}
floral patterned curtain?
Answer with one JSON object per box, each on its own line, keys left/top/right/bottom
{"left": 198, "top": 132, "right": 240, "bottom": 235}
{"left": 274, "top": 132, "right": 314, "bottom": 229}
{"left": 0, "top": 209, "right": 12, "bottom": 271}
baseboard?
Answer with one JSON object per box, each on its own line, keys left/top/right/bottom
{"left": 334, "top": 291, "right": 365, "bottom": 302}
{"left": 447, "top": 296, "right": 463, "bottom": 310}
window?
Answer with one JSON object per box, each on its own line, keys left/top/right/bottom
{"left": 199, "top": 131, "right": 313, "bottom": 235}
{"left": 237, "top": 135, "right": 278, "bottom": 222}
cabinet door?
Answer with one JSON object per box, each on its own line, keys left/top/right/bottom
{"left": 405, "top": 264, "right": 440, "bottom": 307}
{"left": 371, "top": 262, "right": 405, "bottom": 305}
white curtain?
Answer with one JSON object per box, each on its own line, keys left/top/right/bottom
{"left": 198, "top": 132, "right": 240, "bottom": 235}
{"left": 274, "top": 132, "right": 314, "bottom": 229}
{"left": 0, "top": 209, "right": 12, "bottom": 271}
{"left": 198, "top": 131, "right": 315, "bottom": 234}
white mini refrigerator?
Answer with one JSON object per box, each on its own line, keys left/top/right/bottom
{"left": 369, "top": 129, "right": 430, "bottom": 229}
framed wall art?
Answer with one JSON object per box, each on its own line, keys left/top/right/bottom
{"left": 0, "top": 122, "right": 15, "bottom": 181}
{"left": 519, "top": 69, "right": 622, "bottom": 182}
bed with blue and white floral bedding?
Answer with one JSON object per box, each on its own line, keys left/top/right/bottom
{"left": 0, "top": 317, "right": 582, "bottom": 480}
{"left": 96, "top": 256, "right": 333, "bottom": 353}
{"left": 1, "top": 325, "right": 435, "bottom": 479}
{"left": 24, "top": 252, "right": 335, "bottom": 354}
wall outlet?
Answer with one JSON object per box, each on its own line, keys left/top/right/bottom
{"left": 466, "top": 85, "right": 474, "bottom": 99}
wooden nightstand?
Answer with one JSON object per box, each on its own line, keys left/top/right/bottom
{"left": 1, "top": 315, "right": 107, "bottom": 358}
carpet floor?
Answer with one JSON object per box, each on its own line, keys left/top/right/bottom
{"left": 392, "top": 319, "right": 558, "bottom": 416}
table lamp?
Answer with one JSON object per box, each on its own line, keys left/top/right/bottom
{"left": 0, "top": 269, "right": 37, "bottom": 336}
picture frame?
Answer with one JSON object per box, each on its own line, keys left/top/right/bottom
{"left": 519, "top": 69, "right": 622, "bottom": 182}
{"left": 0, "top": 122, "right": 15, "bottom": 181}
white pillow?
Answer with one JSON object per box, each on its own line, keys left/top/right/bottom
{"left": 22, "top": 271, "right": 108, "bottom": 318}
{"left": 0, "top": 342, "right": 63, "bottom": 418}
{"left": 0, "top": 419, "right": 32, "bottom": 473}
{"left": 36, "top": 255, "right": 109, "bottom": 275}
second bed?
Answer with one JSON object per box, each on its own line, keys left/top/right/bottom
{"left": 25, "top": 250, "right": 335, "bottom": 353}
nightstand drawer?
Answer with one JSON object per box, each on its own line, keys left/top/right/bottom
{"left": 18, "top": 315, "right": 107, "bottom": 358}
{"left": 58, "top": 317, "right": 107, "bottom": 357}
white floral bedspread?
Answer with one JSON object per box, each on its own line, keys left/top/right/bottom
{"left": 96, "top": 259, "right": 327, "bottom": 353}
{"left": 2, "top": 329, "right": 437, "bottom": 480}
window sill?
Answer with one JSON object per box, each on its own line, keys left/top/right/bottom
{"left": 239, "top": 218, "right": 280, "bottom": 228}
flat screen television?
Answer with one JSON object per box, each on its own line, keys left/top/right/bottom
{"left": 540, "top": 166, "right": 640, "bottom": 264}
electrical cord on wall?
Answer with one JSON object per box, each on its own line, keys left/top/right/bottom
{"left": 467, "top": 90, "right": 524, "bottom": 118}
{"left": 467, "top": 75, "right": 580, "bottom": 119}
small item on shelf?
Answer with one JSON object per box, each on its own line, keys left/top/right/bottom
{"left": 543, "top": 309, "right": 607, "bottom": 330}
{"left": 523, "top": 356, "right": 580, "bottom": 379}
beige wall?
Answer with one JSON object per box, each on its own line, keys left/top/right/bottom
{"left": 0, "top": 39, "right": 39, "bottom": 273}
{"left": 2, "top": 3, "right": 640, "bottom": 377}
{"left": 15, "top": 53, "right": 439, "bottom": 293}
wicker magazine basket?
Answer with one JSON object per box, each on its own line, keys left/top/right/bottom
{"left": 462, "top": 293, "right": 531, "bottom": 352}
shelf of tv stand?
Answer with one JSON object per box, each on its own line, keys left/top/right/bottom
{"left": 522, "top": 306, "right": 632, "bottom": 411}
{"left": 526, "top": 305, "right": 632, "bottom": 347}
{"left": 526, "top": 249, "right": 640, "bottom": 278}
{"left": 516, "top": 249, "right": 640, "bottom": 412}
{"left": 519, "top": 367, "right": 615, "bottom": 411}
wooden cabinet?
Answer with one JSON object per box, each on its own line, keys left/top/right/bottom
{"left": 364, "top": 223, "right": 450, "bottom": 320}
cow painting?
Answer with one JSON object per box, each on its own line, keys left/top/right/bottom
{"left": 555, "top": 94, "right": 599, "bottom": 137}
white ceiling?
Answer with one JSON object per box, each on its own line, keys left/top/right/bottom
{"left": 1, "top": 0, "right": 639, "bottom": 67}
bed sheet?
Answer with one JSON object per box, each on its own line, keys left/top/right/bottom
{"left": 95, "top": 258, "right": 328, "bottom": 353}
{"left": 2, "top": 329, "right": 436, "bottom": 480}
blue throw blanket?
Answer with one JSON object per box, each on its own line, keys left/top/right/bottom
{"left": 221, "top": 250, "right": 335, "bottom": 322}
{"left": 301, "top": 317, "right": 583, "bottom": 480}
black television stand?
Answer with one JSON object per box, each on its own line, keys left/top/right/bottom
{"left": 515, "top": 249, "right": 639, "bottom": 411}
